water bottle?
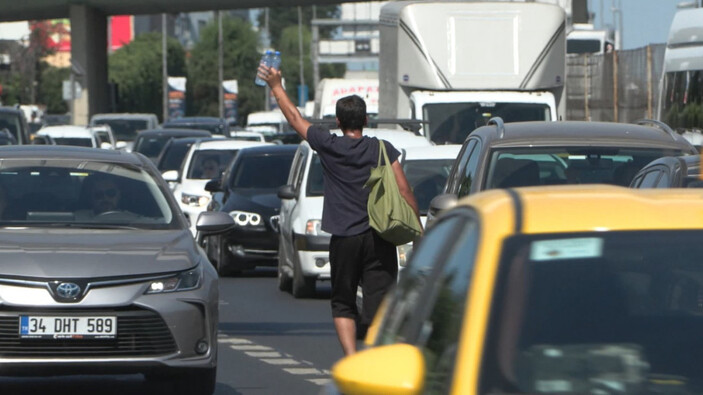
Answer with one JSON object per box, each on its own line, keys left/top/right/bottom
{"left": 254, "top": 50, "right": 273, "bottom": 87}
{"left": 271, "top": 51, "right": 282, "bottom": 71}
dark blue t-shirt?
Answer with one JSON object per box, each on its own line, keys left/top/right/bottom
{"left": 307, "top": 125, "right": 400, "bottom": 236}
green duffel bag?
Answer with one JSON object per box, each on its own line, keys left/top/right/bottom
{"left": 364, "top": 140, "right": 422, "bottom": 246}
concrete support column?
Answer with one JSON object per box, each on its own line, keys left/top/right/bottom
{"left": 70, "top": 5, "right": 108, "bottom": 125}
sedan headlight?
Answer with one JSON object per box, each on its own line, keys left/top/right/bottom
{"left": 229, "top": 211, "right": 264, "bottom": 228}
{"left": 181, "top": 192, "right": 210, "bottom": 207}
{"left": 146, "top": 265, "right": 202, "bottom": 294}
{"left": 397, "top": 243, "right": 414, "bottom": 268}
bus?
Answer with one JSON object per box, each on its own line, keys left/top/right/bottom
{"left": 658, "top": 8, "right": 703, "bottom": 133}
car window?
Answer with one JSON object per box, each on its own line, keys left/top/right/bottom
{"left": 457, "top": 141, "right": 481, "bottom": 198}
{"left": 306, "top": 154, "right": 324, "bottom": 197}
{"left": 0, "top": 112, "right": 22, "bottom": 143}
{"left": 638, "top": 170, "right": 661, "bottom": 188}
{"left": 654, "top": 170, "right": 671, "bottom": 188}
{"left": 230, "top": 152, "right": 295, "bottom": 190}
{"left": 53, "top": 137, "right": 94, "bottom": 148}
{"left": 485, "top": 148, "right": 683, "bottom": 189}
{"left": 93, "top": 119, "right": 148, "bottom": 142}
{"left": 135, "top": 136, "right": 172, "bottom": 158}
{"left": 158, "top": 141, "right": 191, "bottom": 172}
{"left": 287, "top": 147, "right": 306, "bottom": 194}
{"left": 187, "top": 149, "right": 238, "bottom": 180}
{"left": 376, "top": 211, "right": 477, "bottom": 349}
{"left": 481, "top": 230, "right": 703, "bottom": 394}
{"left": 403, "top": 158, "right": 456, "bottom": 214}
{"left": 0, "top": 159, "right": 177, "bottom": 229}
{"left": 448, "top": 139, "right": 476, "bottom": 194}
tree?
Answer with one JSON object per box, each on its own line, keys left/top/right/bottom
{"left": 187, "top": 16, "right": 263, "bottom": 124}
{"left": 37, "top": 65, "right": 69, "bottom": 114}
{"left": 108, "top": 32, "right": 186, "bottom": 121}
{"left": 277, "top": 25, "right": 344, "bottom": 105}
{"left": 259, "top": 6, "right": 340, "bottom": 50}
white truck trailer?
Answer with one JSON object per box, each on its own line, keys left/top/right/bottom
{"left": 379, "top": 1, "right": 566, "bottom": 144}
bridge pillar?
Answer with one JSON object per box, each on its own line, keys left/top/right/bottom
{"left": 70, "top": 5, "right": 108, "bottom": 125}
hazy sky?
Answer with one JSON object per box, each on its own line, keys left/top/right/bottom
{"left": 587, "top": 0, "right": 698, "bottom": 49}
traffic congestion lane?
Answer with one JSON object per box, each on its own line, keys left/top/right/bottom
{"left": 216, "top": 270, "right": 343, "bottom": 394}
{"left": 0, "top": 270, "right": 341, "bottom": 395}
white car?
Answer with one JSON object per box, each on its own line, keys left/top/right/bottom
{"left": 277, "top": 129, "right": 432, "bottom": 298}
{"left": 395, "top": 144, "right": 462, "bottom": 266}
{"left": 168, "top": 139, "right": 270, "bottom": 236}
{"left": 89, "top": 124, "right": 117, "bottom": 149}
{"left": 36, "top": 126, "right": 100, "bottom": 148}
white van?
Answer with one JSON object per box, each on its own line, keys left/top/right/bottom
{"left": 277, "top": 129, "right": 431, "bottom": 298}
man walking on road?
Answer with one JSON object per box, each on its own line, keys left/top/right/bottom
{"left": 258, "top": 64, "right": 420, "bottom": 356}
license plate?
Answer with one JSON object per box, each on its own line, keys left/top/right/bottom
{"left": 19, "top": 316, "right": 117, "bottom": 339}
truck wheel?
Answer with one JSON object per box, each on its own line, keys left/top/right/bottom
{"left": 292, "top": 260, "right": 315, "bottom": 298}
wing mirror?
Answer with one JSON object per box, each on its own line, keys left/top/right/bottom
{"left": 204, "top": 178, "right": 223, "bottom": 193}
{"left": 331, "top": 344, "right": 425, "bottom": 395}
{"left": 115, "top": 141, "right": 128, "bottom": 150}
{"left": 427, "top": 193, "right": 458, "bottom": 223}
{"left": 277, "top": 185, "right": 296, "bottom": 200}
{"left": 162, "top": 170, "right": 179, "bottom": 183}
{"left": 195, "top": 211, "right": 234, "bottom": 235}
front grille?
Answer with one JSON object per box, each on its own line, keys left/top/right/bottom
{"left": 0, "top": 307, "right": 177, "bottom": 358}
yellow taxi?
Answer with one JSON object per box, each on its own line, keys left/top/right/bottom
{"left": 331, "top": 185, "right": 703, "bottom": 394}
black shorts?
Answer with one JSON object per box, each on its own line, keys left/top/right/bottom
{"left": 329, "top": 229, "right": 398, "bottom": 327}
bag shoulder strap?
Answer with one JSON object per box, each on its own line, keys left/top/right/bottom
{"left": 377, "top": 139, "right": 391, "bottom": 167}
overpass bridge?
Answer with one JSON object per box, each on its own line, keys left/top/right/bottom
{"left": 2, "top": 0, "right": 373, "bottom": 123}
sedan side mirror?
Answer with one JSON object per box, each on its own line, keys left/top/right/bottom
{"left": 195, "top": 211, "right": 234, "bottom": 235}
{"left": 427, "top": 193, "right": 458, "bottom": 223}
{"left": 277, "top": 185, "right": 296, "bottom": 200}
{"left": 204, "top": 178, "right": 223, "bottom": 193}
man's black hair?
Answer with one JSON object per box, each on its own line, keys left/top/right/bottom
{"left": 336, "top": 95, "right": 367, "bottom": 131}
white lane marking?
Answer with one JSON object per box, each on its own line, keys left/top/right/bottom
{"left": 261, "top": 358, "right": 300, "bottom": 365}
{"left": 218, "top": 337, "right": 252, "bottom": 344}
{"left": 230, "top": 345, "right": 274, "bottom": 351}
{"left": 307, "top": 379, "right": 332, "bottom": 386}
{"left": 223, "top": 336, "right": 331, "bottom": 386}
{"left": 284, "top": 368, "right": 323, "bottom": 375}
{"left": 245, "top": 351, "right": 282, "bottom": 358}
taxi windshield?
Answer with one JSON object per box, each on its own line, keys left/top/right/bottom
{"left": 482, "top": 230, "right": 703, "bottom": 394}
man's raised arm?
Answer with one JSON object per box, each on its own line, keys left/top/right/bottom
{"left": 258, "top": 65, "right": 311, "bottom": 141}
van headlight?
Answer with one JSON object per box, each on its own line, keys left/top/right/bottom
{"left": 146, "top": 265, "right": 202, "bottom": 294}
{"left": 229, "top": 211, "right": 265, "bottom": 229}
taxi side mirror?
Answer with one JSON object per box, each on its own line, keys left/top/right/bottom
{"left": 332, "top": 344, "right": 425, "bottom": 395}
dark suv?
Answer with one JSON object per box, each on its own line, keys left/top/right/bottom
{"left": 630, "top": 155, "right": 703, "bottom": 188}
{"left": 0, "top": 106, "right": 29, "bottom": 144}
{"left": 204, "top": 144, "right": 297, "bottom": 275}
{"left": 429, "top": 118, "right": 697, "bottom": 220}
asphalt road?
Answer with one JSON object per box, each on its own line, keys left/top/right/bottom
{"left": 0, "top": 268, "right": 345, "bottom": 395}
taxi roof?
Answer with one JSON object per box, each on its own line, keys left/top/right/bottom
{"left": 460, "top": 185, "right": 703, "bottom": 234}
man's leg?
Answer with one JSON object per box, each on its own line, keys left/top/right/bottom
{"left": 329, "top": 234, "right": 363, "bottom": 356}
{"left": 359, "top": 231, "right": 398, "bottom": 337}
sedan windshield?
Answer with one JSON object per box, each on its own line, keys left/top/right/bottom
{"left": 485, "top": 147, "right": 687, "bottom": 189}
{"left": 0, "top": 159, "right": 177, "bottom": 229}
{"left": 53, "top": 137, "right": 93, "bottom": 147}
{"left": 482, "top": 230, "right": 703, "bottom": 394}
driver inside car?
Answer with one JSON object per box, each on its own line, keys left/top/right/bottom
{"left": 75, "top": 176, "right": 124, "bottom": 219}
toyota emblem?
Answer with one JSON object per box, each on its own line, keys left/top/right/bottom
{"left": 56, "top": 282, "right": 81, "bottom": 299}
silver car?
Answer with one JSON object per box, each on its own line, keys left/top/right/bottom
{"left": 0, "top": 146, "right": 232, "bottom": 395}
